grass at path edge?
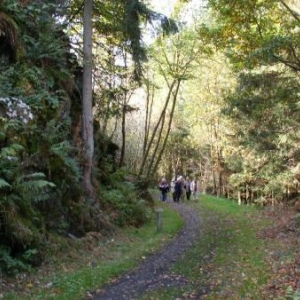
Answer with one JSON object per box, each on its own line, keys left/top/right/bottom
{"left": 141, "top": 195, "right": 273, "bottom": 300}
{"left": 3, "top": 199, "right": 183, "bottom": 300}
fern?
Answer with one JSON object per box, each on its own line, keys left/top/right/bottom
{"left": 0, "top": 143, "right": 23, "bottom": 157}
{"left": 0, "top": 245, "right": 30, "bottom": 274}
{"left": 0, "top": 131, "right": 5, "bottom": 140}
{"left": 43, "top": 120, "right": 72, "bottom": 143}
{"left": 0, "top": 178, "right": 11, "bottom": 189}
{"left": 286, "top": 286, "right": 294, "bottom": 300}
{"left": 3, "top": 119, "right": 23, "bottom": 131}
{"left": 0, "top": 0, "right": 83, "bottom": 270}
{"left": 285, "top": 286, "right": 300, "bottom": 300}
{"left": 18, "top": 172, "right": 47, "bottom": 180}
{"left": 15, "top": 173, "right": 55, "bottom": 202}
{"left": 19, "top": 179, "right": 55, "bottom": 192}
{"left": 0, "top": 159, "right": 19, "bottom": 178}
{"left": 294, "top": 290, "right": 300, "bottom": 300}
{"left": 50, "top": 141, "right": 81, "bottom": 181}
{"left": 0, "top": 143, "right": 22, "bottom": 181}
{"left": 50, "top": 141, "right": 72, "bottom": 156}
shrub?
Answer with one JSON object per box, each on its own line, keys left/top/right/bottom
{"left": 101, "top": 181, "right": 152, "bottom": 227}
{"left": 0, "top": 246, "right": 31, "bottom": 274}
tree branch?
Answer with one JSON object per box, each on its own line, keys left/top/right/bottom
{"left": 280, "top": 0, "right": 300, "bottom": 24}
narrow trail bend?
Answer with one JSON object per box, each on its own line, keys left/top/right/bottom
{"left": 89, "top": 201, "right": 203, "bottom": 300}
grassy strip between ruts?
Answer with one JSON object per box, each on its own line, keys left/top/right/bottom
{"left": 3, "top": 199, "right": 183, "bottom": 300}
{"left": 141, "top": 194, "right": 273, "bottom": 300}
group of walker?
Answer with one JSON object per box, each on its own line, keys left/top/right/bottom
{"left": 158, "top": 176, "right": 198, "bottom": 203}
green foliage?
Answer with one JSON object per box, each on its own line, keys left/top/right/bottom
{"left": 222, "top": 68, "right": 300, "bottom": 203}
{"left": 16, "top": 173, "right": 56, "bottom": 201}
{"left": 0, "top": 246, "right": 30, "bottom": 274}
{"left": 0, "top": 245, "right": 41, "bottom": 275}
{"left": 0, "top": 98, "right": 77, "bottom": 261}
{"left": 101, "top": 180, "right": 152, "bottom": 227}
{"left": 286, "top": 286, "right": 300, "bottom": 300}
{"left": 0, "top": 0, "right": 84, "bottom": 270}
{"left": 0, "top": 178, "right": 10, "bottom": 188}
{"left": 5, "top": 199, "right": 182, "bottom": 300}
{"left": 0, "top": 0, "right": 192, "bottom": 278}
{"left": 186, "top": 0, "right": 300, "bottom": 203}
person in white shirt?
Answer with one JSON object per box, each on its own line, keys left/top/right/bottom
{"left": 170, "top": 178, "right": 176, "bottom": 202}
{"left": 190, "top": 178, "right": 198, "bottom": 201}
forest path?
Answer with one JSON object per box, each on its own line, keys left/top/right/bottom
{"left": 89, "top": 200, "right": 203, "bottom": 300}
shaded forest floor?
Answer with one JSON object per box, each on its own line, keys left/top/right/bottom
{"left": 256, "top": 206, "right": 300, "bottom": 297}
{"left": 1, "top": 196, "right": 300, "bottom": 299}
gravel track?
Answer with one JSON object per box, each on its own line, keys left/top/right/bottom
{"left": 89, "top": 200, "right": 202, "bottom": 300}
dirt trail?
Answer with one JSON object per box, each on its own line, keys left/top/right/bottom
{"left": 89, "top": 201, "right": 203, "bottom": 300}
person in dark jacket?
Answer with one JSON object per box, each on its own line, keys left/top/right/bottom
{"left": 158, "top": 178, "right": 169, "bottom": 202}
{"left": 184, "top": 176, "right": 192, "bottom": 200}
{"left": 174, "top": 176, "right": 183, "bottom": 203}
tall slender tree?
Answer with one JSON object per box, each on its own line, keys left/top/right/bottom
{"left": 82, "top": 0, "right": 94, "bottom": 198}
{"left": 137, "top": 28, "right": 203, "bottom": 179}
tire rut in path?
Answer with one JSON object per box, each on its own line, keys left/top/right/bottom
{"left": 89, "top": 201, "right": 202, "bottom": 300}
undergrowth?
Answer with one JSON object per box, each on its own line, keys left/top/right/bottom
{"left": 1, "top": 199, "right": 183, "bottom": 300}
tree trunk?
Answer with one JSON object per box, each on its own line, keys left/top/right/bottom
{"left": 138, "top": 80, "right": 176, "bottom": 178}
{"left": 149, "top": 79, "right": 181, "bottom": 177}
{"left": 143, "top": 77, "right": 154, "bottom": 157}
{"left": 238, "top": 191, "right": 241, "bottom": 205}
{"left": 82, "top": 0, "right": 94, "bottom": 197}
{"left": 119, "top": 102, "right": 126, "bottom": 167}
{"left": 212, "top": 170, "right": 217, "bottom": 195}
{"left": 146, "top": 112, "right": 166, "bottom": 175}
{"left": 218, "top": 170, "right": 223, "bottom": 197}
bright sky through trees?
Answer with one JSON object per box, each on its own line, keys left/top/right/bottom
{"left": 149, "top": 0, "right": 207, "bottom": 26}
{"left": 149, "top": 0, "right": 177, "bottom": 16}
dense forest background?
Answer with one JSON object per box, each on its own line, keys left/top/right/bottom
{"left": 1, "top": 0, "right": 300, "bottom": 273}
